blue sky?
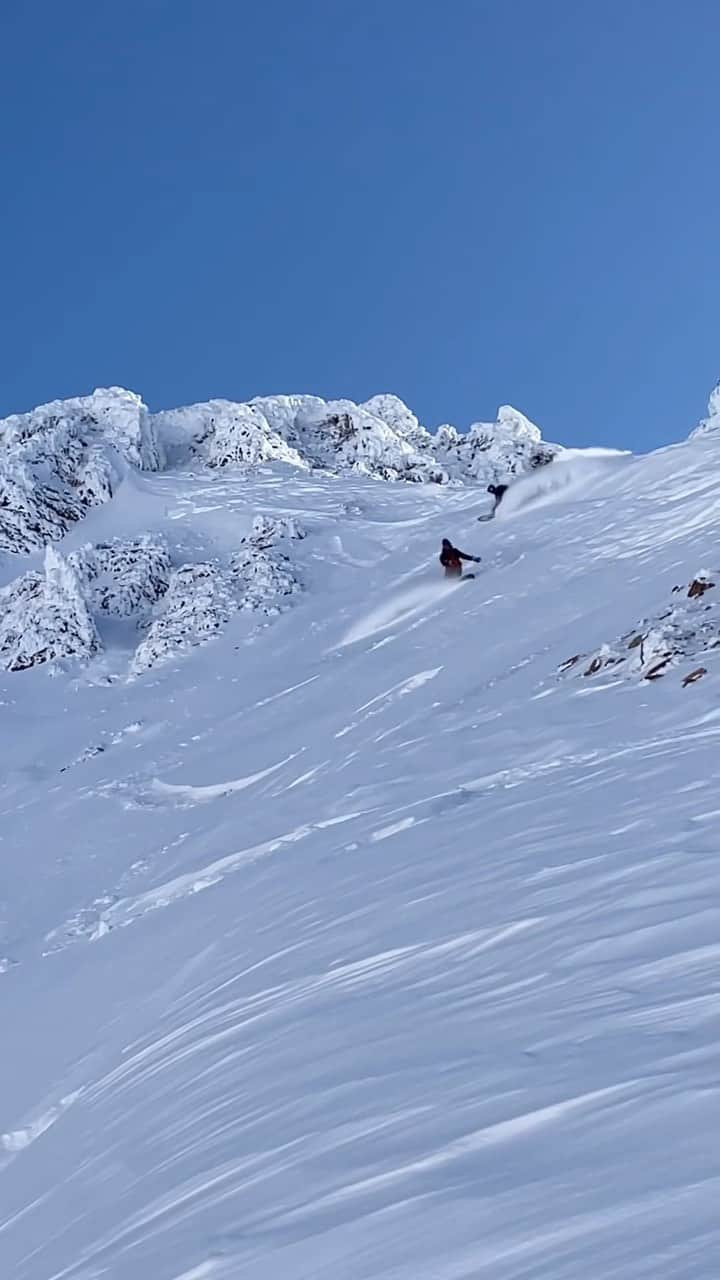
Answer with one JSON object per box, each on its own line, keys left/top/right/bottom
{"left": 1, "top": 0, "right": 718, "bottom": 449}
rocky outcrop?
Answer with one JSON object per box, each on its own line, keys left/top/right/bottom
{"left": 154, "top": 393, "right": 556, "bottom": 487}
{"left": 0, "top": 388, "right": 162, "bottom": 554}
{"left": 0, "top": 547, "right": 101, "bottom": 672}
{"left": 559, "top": 571, "right": 720, "bottom": 685}
{"left": 129, "top": 517, "right": 306, "bottom": 676}
{"left": 130, "top": 562, "right": 237, "bottom": 676}
{"left": 68, "top": 538, "right": 172, "bottom": 618}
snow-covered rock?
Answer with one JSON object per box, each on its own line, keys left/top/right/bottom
{"left": 130, "top": 518, "right": 305, "bottom": 674}
{"left": 155, "top": 400, "right": 307, "bottom": 470}
{"left": 558, "top": 570, "right": 720, "bottom": 684}
{"left": 0, "top": 537, "right": 171, "bottom": 674}
{"left": 231, "top": 515, "right": 304, "bottom": 615}
{"left": 0, "top": 388, "right": 162, "bottom": 554}
{"left": 151, "top": 391, "right": 553, "bottom": 486}
{"left": 130, "top": 563, "right": 236, "bottom": 676}
{"left": 0, "top": 471, "right": 86, "bottom": 555}
{"left": 0, "top": 383, "right": 559, "bottom": 676}
{"left": 0, "top": 385, "right": 558, "bottom": 561}
{"left": 68, "top": 538, "right": 172, "bottom": 619}
{"left": 0, "top": 546, "right": 100, "bottom": 671}
{"left": 690, "top": 381, "right": 720, "bottom": 437}
{"left": 433, "top": 404, "right": 558, "bottom": 483}
{"left": 249, "top": 394, "right": 326, "bottom": 454}
{"left": 291, "top": 399, "right": 446, "bottom": 482}
{"left": 360, "top": 394, "right": 428, "bottom": 448}
{"left": 246, "top": 514, "right": 306, "bottom": 547}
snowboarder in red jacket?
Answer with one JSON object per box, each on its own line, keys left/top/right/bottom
{"left": 439, "top": 538, "right": 480, "bottom": 578}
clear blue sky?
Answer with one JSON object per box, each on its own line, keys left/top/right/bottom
{"left": 1, "top": 1, "right": 718, "bottom": 449}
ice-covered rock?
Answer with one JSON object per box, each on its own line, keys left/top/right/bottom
{"left": 155, "top": 400, "right": 307, "bottom": 470}
{"left": 129, "top": 518, "right": 305, "bottom": 675}
{"left": 0, "top": 546, "right": 101, "bottom": 672}
{"left": 152, "top": 391, "right": 556, "bottom": 486}
{"left": 247, "top": 514, "right": 306, "bottom": 547}
{"left": 231, "top": 515, "right": 304, "bottom": 615}
{"left": 68, "top": 538, "right": 172, "bottom": 619}
{"left": 0, "top": 385, "right": 558, "bottom": 561}
{"left": 690, "top": 381, "right": 720, "bottom": 438}
{"left": 360, "top": 394, "right": 429, "bottom": 449}
{"left": 433, "top": 404, "right": 558, "bottom": 483}
{"left": 130, "top": 563, "right": 236, "bottom": 676}
{"left": 292, "top": 399, "right": 447, "bottom": 482}
{"left": 0, "top": 388, "right": 162, "bottom": 554}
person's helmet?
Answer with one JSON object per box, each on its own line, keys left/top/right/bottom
{"left": 441, "top": 538, "right": 452, "bottom": 548}
{"left": 487, "top": 484, "right": 497, "bottom": 495}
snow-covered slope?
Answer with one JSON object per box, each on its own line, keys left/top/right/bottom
{"left": 1, "top": 385, "right": 719, "bottom": 1280}
{"left": 0, "top": 387, "right": 555, "bottom": 566}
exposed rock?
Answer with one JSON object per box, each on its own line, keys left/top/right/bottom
{"left": 560, "top": 571, "right": 720, "bottom": 687}
{"left": 682, "top": 666, "right": 707, "bottom": 687}
{"left": 687, "top": 575, "right": 714, "bottom": 599}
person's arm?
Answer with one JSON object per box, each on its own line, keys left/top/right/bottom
{"left": 458, "top": 549, "right": 480, "bottom": 562}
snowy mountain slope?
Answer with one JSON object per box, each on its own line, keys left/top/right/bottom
{"left": 1, "top": 397, "right": 720, "bottom": 1279}
{"left": 0, "top": 387, "right": 555, "bottom": 572}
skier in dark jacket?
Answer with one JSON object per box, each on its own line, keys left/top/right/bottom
{"left": 440, "top": 538, "right": 480, "bottom": 579}
{"left": 487, "top": 483, "right": 508, "bottom": 510}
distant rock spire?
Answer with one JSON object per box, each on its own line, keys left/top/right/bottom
{"left": 690, "top": 380, "right": 720, "bottom": 437}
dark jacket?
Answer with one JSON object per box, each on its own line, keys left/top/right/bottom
{"left": 487, "top": 483, "right": 508, "bottom": 505}
{"left": 440, "top": 539, "right": 477, "bottom": 577}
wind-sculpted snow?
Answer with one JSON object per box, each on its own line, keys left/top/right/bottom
{"left": 339, "top": 578, "right": 459, "bottom": 647}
